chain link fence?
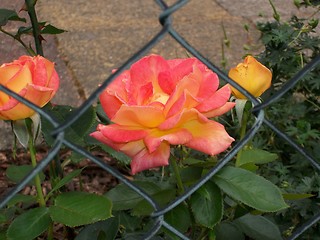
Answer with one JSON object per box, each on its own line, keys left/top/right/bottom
{"left": 1, "top": 0, "right": 320, "bottom": 239}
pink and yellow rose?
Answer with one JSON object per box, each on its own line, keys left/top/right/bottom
{"left": 91, "top": 55, "right": 235, "bottom": 174}
{"left": 0, "top": 55, "right": 60, "bottom": 120}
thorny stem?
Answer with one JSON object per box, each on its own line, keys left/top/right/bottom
{"left": 25, "top": 0, "right": 43, "bottom": 56}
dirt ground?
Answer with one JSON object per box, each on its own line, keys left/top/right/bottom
{"left": 0, "top": 147, "right": 120, "bottom": 199}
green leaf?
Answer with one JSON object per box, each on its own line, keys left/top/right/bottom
{"left": 7, "top": 194, "right": 36, "bottom": 207}
{"left": 180, "top": 166, "right": 203, "bottom": 185}
{"left": 105, "top": 181, "right": 170, "bottom": 211}
{"left": 0, "top": 213, "right": 7, "bottom": 223}
{"left": 215, "top": 222, "right": 245, "bottom": 240}
{"left": 29, "top": 113, "right": 42, "bottom": 142}
{"left": 164, "top": 203, "right": 191, "bottom": 234}
{"left": 132, "top": 188, "right": 176, "bottom": 216}
{"left": 41, "top": 24, "right": 66, "bottom": 34}
{"left": 283, "top": 193, "right": 314, "bottom": 200}
{"left": 99, "top": 144, "right": 131, "bottom": 165}
{"left": 117, "top": 211, "right": 142, "bottom": 232}
{"left": 213, "top": 166, "right": 288, "bottom": 212}
{"left": 236, "top": 148, "right": 278, "bottom": 167}
{"left": 0, "top": 231, "right": 6, "bottom": 240}
{"left": 7, "top": 207, "right": 51, "bottom": 240}
{"left": 70, "top": 150, "right": 86, "bottom": 163}
{"left": 46, "top": 169, "right": 83, "bottom": 199}
{"left": 12, "top": 119, "right": 29, "bottom": 149}
{"left": 0, "top": 9, "right": 26, "bottom": 26}
{"left": 49, "top": 192, "right": 112, "bottom": 227}
{"left": 190, "top": 181, "right": 223, "bottom": 228}
{"left": 75, "top": 217, "right": 119, "bottom": 240}
{"left": 234, "top": 214, "right": 283, "bottom": 240}
{"left": 6, "top": 165, "right": 45, "bottom": 186}
{"left": 42, "top": 104, "right": 96, "bottom": 146}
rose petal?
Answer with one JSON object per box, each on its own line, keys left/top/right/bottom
{"left": 158, "top": 58, "right": 196, "bottom": 94}
{"left": 0, "top": 84, "right": 55, "bottom": 120}
{"left": 131, "top": 141, "right": 170, "bottom": 174}
{"left": 183, "top": 119, "right": 234, "bottom": 155}
{"left": 196, "top": 85, "right": 232, "bottom": 112}
{"left": 97, "top": 124, "right": 148, "bottom": 143}
{"left": 144, "top": 128, "right": 193, "bottom": 153}
{"left": 203, "top": 102, "right": 236, "bottom": 118}
{"left": 112, "top": 105, "right": 165, "bottom": 128}
{"left": 129, "top": 55, "right": 169, "bottom": 100}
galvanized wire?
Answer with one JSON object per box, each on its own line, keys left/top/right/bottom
{"left": 0, "top": 0, "right": 319, "bottom": 239}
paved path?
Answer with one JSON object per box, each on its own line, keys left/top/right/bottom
{"left": 0, "top": 0, "right": 315, "bottom": 149}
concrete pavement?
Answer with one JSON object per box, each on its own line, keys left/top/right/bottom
{"left": 0, "top": 0, "right": 316, "bottom": 149}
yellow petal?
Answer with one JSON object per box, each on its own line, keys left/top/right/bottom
{"left": 229, "top": 56, "right": 272, "bottom": 99}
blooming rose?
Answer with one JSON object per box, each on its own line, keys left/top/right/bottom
{"left": 0, "top": 55, "right": 59, "bottom": 120}
{"left": 91, "top": 55, "right": 235, "bottom": 174}
{"left": 228, "top": 56, "right": 272, "bottom": 99}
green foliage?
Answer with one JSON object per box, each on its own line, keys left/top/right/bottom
{"left": 42, "top": 104, "right": 96, "bottom": 146}
{"left": 252, "top": 2, "right": 320, "bottom": 238}
{"left": 234, "top": 214, "right": 283, "bottom": 240}
{"left": 75, "top": 217, "right": 119, "bottom": 240}
{"left": 7, "top": 207, "right": 51, "bottom": 240}
{"left": 0, "top": 9, "right": 26, "bottom": 26}
{"left": 189, "top": 181, "right": 223, "bottom": 228}
{"left": 49, "top": 192, "right": 112, "bottom": 227}
{"left": 213, "top": 166, "right": 288, "bottom": 212}
{"left": 6, "top": 164, "right": 45, "bottom": 186}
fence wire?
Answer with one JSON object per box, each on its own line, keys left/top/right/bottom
{"left": 1, "top": 0, "right": 320, "bottom": 239}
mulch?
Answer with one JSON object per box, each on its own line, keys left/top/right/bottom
{"left": 0, "top": 146, "right": 124, "bottom": 238}
{"left": 0, "top": 146, "right": 121, "bottom": 199}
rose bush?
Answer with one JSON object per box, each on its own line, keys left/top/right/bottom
{"left": 91, "top": 55, "right": 235, "bottom": 174}
{"left": 228, "top": 55, "right": 272, "bottom": 99}
{"left": 0, "top": 55, "right": 59, "bottom": 120}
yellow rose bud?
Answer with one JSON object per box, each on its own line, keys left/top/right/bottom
{"left": 228, "top": 56, "right": 272, "bottom": 99}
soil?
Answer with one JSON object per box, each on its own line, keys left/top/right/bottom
{"left": 0, "top": 146, "right": 124, "bottom": 239}
{"left": 0, "top": 147, "right": 120, "bottom": 198}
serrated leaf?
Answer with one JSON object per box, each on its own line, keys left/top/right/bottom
{"left": 190, "top": 181, "right": 222, "bottom": 228}
{"left": 49, "top": 192, "right": 112, "bottom": 227}
{"left": 75, "top": 217, "right": 119, "bottom": 240}
{"left": 7, "top": 207, "right": 51, "bottom": 240}
{"left": 213, "top": 166, "right": 288, "bottom": 212}
{"left": 6, "top": 165, "right": 45, "bottom": 186}
{"left": 234, "top": 214, "right": 282, "bottom": 240}
{"left": 215, "top": 222, "right": 245, "bottom": 240}
{"left": 236, "top": 148, "right": 278, "bottom": 167}
{"left": 99, "top": 144, "right": 131, "bottom": 165}
{"left": 0, "top": 9, "right": 26, "bottom": 26}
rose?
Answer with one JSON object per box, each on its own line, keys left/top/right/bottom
{"left": 91, "top": 55, "right": 235, "bottom": 174}
{"left": 0, "top": 55, "right": 59, "bottom": 120}
{"left": 228, "top": 56, "right": 272, "bottom": 99}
